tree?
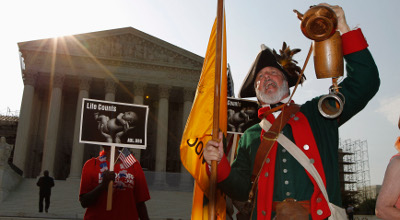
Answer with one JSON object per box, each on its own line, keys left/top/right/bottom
{"left": 356, "top": 198, "right": 376, "bottom": 215}
{"left": 342, "top": 192, "right": 359, "bottom": 210}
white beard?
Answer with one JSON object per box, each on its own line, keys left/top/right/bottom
{"left": 256, "top": 80, "right": 289, "bottom": 104}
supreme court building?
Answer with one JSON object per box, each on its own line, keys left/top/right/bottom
{"left": 13, "top": 27, "right": 203, "bottom": 179}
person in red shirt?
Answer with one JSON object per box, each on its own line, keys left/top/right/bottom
{"left": 79, "top": 146, "right": 150, "bottom": 220}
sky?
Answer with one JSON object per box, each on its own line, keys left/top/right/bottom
{"left": 1, "top": 0, "right": 399, "bottom": 186}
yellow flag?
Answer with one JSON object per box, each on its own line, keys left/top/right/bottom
{"left": 180, "top": 10, "right": 228, "bottom": 220}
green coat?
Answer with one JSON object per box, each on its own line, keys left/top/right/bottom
{"left": 218, "top": 48, "right": 380, "bottom": 219}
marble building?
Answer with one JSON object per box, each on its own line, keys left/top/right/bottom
{"left": 13, "top": 27, "right": 203, "bottom": 179}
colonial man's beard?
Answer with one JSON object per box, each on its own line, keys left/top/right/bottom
{"left": 256, "top": 80, "right": 289, "bottom": 105}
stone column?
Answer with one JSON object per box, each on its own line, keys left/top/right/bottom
{"left": 41, "top": 74, "right": 65, "bottom": 176}
{"left": 131, "top": 81, "right": 146, "bottom": 161}
{"left": 133, "top": 81, "right": 146, "bottom": 105}
{"left": 68, "top": 76, "right": 91, "bottom": 179}
{"left": 181, "top": 88, "right": 194, "bottom": 172}
{"left": 182, "top": 88, "right": 194, "bottom": 136}
{"left": 104, "top": 78, "right": 116, "bottom": 101}
{"left": 180, "top": 88, "right": 194, "bottom": 188}
{"left": 155, "top": 85, "right": 170, "bottom": 172}
{"left": 13, "top": 71, "right": 37, "bottom": 175}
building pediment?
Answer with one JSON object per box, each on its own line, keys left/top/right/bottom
{"left": 18, "top": 27, "right": 204, "bottom": 73}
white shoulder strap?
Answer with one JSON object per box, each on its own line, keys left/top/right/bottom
{"left": 259, "top": 119, "right": 332, "bottom": 205}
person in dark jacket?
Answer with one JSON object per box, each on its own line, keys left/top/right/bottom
{"left": 37, "top": 170, "right": 55, "bottom": 213}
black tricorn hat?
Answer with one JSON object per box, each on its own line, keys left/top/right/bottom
{"left": 238, "top": 43, "right": 304, "bottom": 98}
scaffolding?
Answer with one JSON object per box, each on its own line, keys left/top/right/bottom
{"left": 339, "top": 138, "right": 371, "bottom": 201}
{"left": 0, "top": 107, "right": 19, "bottom": 117}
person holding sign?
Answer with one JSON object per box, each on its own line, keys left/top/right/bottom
{"left": 79, "top": 146, "right": 150, "bottom": 220}
{"left": 204, "top": 4, "right": 379, "bottom": 219}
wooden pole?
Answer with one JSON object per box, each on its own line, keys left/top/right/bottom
{"left": 209, "top": 0, "right": 224, "bottom": 219}
{"left": 106, "top": 146, "right": 115, "bottom": 211}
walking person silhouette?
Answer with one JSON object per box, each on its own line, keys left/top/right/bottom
{"left": 37, "top": 170, "right": 55, "bottom": 213}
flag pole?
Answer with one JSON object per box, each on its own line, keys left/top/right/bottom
{"left": 209, "top": 0, "right": 224, "bottom": 219}
{"left": 106, "top": 145, "right": 115, "bottom": 211}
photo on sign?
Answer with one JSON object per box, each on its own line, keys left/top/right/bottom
{"left": 79, "top": 98, "right": 148, "bottom": 149}
{"left": 227, "top": 97, "right": 260, "bottom": 134}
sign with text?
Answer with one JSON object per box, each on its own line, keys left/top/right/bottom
{"left": 227, "top": 97, "right": 260, "bottom": 134}
{"left": 79, "top": 98, "right": 148, "bottom": 149}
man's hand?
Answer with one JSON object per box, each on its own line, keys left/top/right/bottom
{"left": 100, "top": 170, "right": 115, "bottom": 189}
{"left": 203, "top": 131, "right": 224, "bottom": 165}
{"left": 80, "top": 170, "right": 116, "bottom": 208}
{"left": 319, "top": 3, "right": 351, "bottom": 34}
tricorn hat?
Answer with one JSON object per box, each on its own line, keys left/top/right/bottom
{"left": 238, "top": 42, "right": 304, "bottom": 98}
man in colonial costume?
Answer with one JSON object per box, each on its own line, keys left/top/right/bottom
{"left": 204, "top": 4, "right": 380, "bottom": 219}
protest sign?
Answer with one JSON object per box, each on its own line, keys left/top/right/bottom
{"left": 79, "top": 98, "right": 148, "bottom": 149}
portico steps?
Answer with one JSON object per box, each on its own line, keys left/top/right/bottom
{"left": 0, "top": 172, "right": 194, "bottom": 220}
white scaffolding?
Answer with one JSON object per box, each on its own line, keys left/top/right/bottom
{"left": 339, "top": 138, "right": 371, "bottom": 200}
{"left": 0, "top": 107, "right": 19, "bottom": 117}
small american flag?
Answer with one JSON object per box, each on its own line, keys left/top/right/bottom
{"left": 118, "top": 148, "right": 136, "bottom": 168}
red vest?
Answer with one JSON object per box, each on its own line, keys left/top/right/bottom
{"left": 257, "top": 110, "right": 331, "bottom": 220}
